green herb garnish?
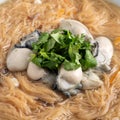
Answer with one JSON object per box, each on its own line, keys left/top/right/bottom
{"left": 31, "top": 29, "right": 97, "bottom": 71}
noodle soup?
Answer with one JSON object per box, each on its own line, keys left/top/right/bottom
{"left": 0, "top": 0, "right": 120, "bottom": 120}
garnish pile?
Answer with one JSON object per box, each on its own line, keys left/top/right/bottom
{"left": 31, "top": 29, "right": 97, "bottom": 70}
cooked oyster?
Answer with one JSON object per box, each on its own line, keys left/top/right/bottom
{"left": 6, "top": 48, "right": 32, "bottom": 72}
{"left": 81, "top": 69, "right": 103, "bottom": 90}
{"left": 59, "top": 19, "right": 94, "bottom": 40}
{"left": 15, "top": 30, "right": 40, "bottom": 49}
{"left": 56, "top": 66, "right": 83, "bottom": 96}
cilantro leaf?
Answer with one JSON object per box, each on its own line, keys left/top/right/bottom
{"left": 63, "top": 60, "right": 80, "bottom": 70}
{"left": 81, "top": 50, "right": 97, "bottom": 70}
{"left": 31, "top": 29, "right": 97, "bottom": 71}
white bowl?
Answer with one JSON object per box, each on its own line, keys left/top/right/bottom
{"left": 0, "top": 0, "right": 7, "bottom": 4}
{"left": 108, "top": 0, "right": 120, "bottom": 6}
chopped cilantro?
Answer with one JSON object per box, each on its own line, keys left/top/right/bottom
{"left": 31, "top": 29, "right": 97, "bottom": 70}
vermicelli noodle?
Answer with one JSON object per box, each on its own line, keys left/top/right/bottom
{"left": 0, "top": 0, "right": 120, "bottom": 119}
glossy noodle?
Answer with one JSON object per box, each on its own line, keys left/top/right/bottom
{"left": 0, "top": 0, "right": 120, "bottom": 119}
